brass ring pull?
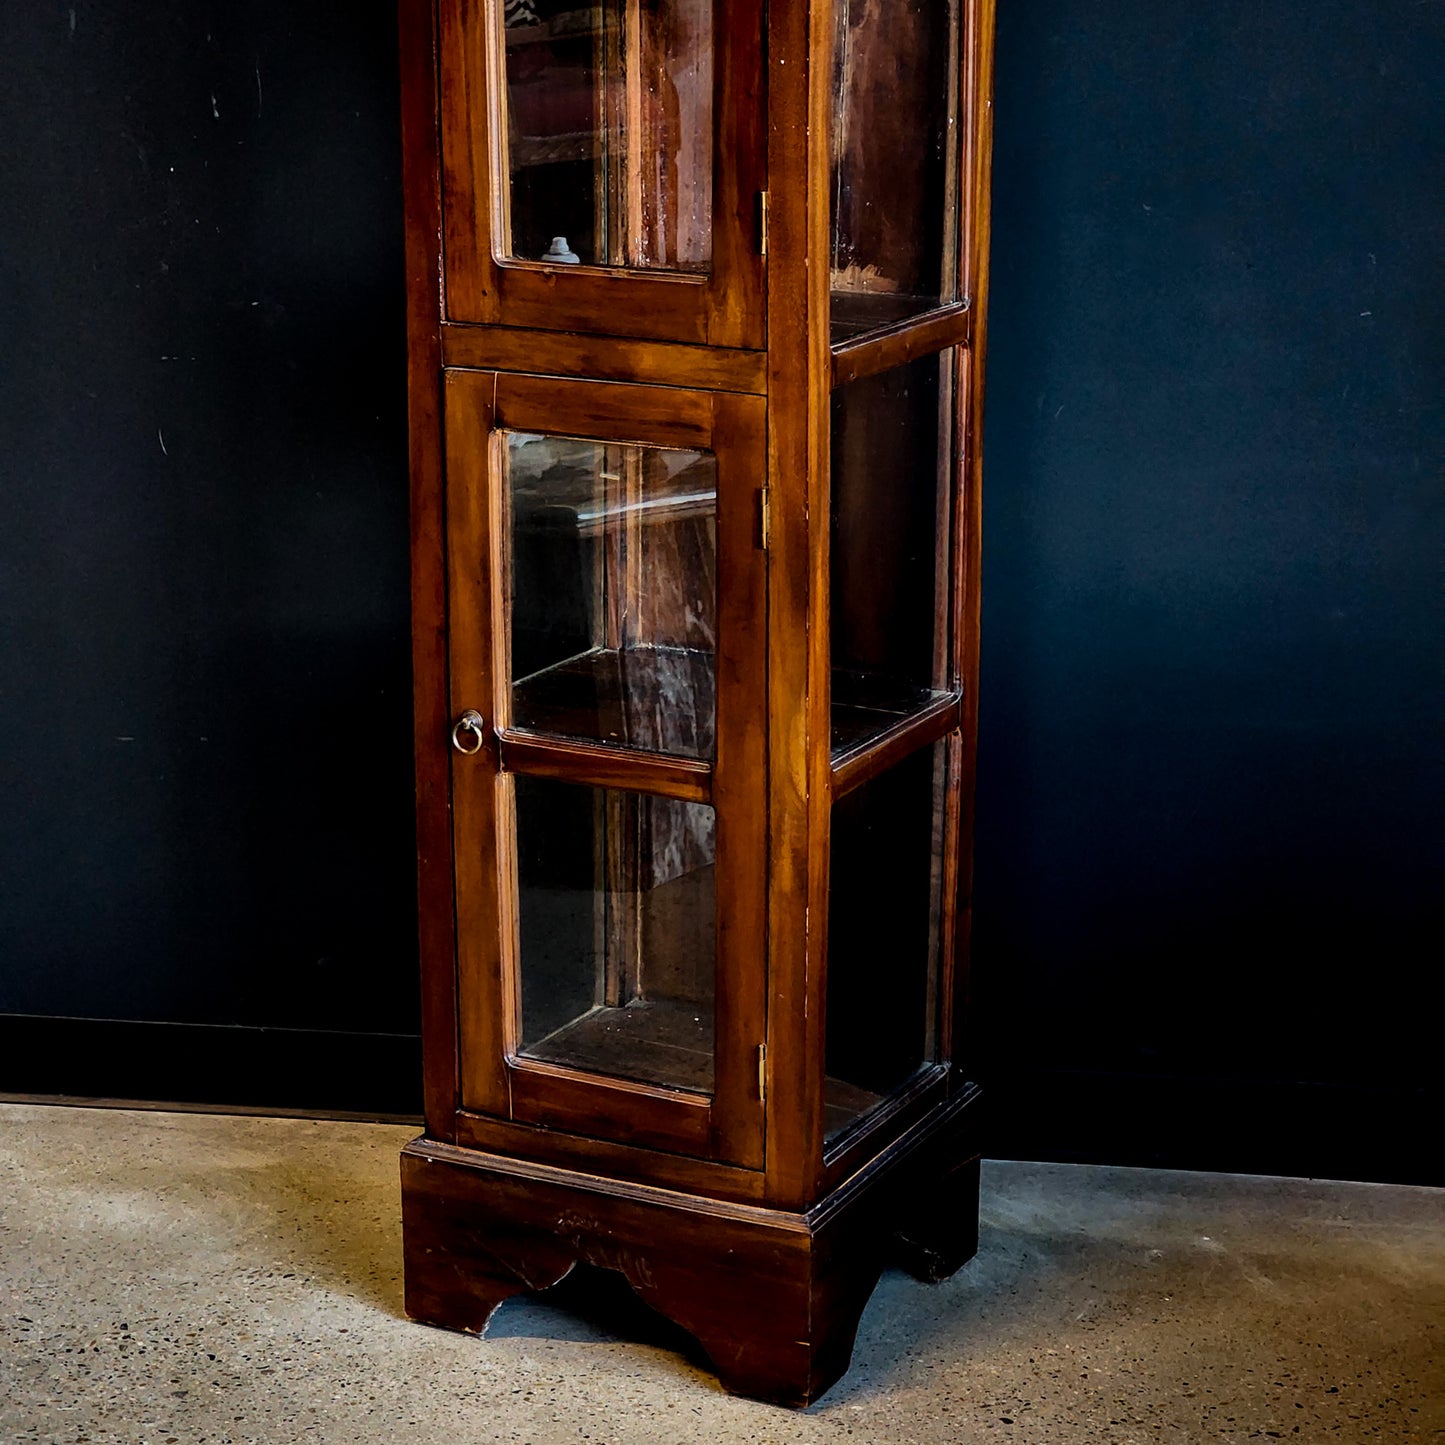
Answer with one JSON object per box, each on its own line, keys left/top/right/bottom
{"left": 451, "top": 709, "right": 486, "bottom": 755}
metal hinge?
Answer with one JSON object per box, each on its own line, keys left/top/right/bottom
{"left": 756, "top": 487, "right": 771, "bottom": 550}
{"left": 758, "top": 1043, "right": 768, "bottom": 1100}
{"left": 757, "top": 190, "right": 769, "bottom": 256}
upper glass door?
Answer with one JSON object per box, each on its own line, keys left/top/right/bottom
{"left": 443, "top": 369, "right": 767, "bottom": 1167}
{"left": 501, "top": 0, "right": 713, "bottom": 272}
{"left": 440, "top": 0, "right": 766, "bottom": 349}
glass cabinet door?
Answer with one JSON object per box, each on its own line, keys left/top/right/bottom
{"left": 439, "top": 0, "right": 766, "bottom": 348}
{"left": 829, "top": 0, "right": 964, "bottom": 342}
{"left": 500, "top": 0, "right": 713, "bottom": 272}
{"left": 830, "top": 351, "right": 958, "bottom": 759}
{"left": 443, "top": 369, "right": 766, "bottom": 1166}
{"left": 504, "top": 430, "right": 718, "bottom": 758}
{"left": 513, "top": 776, "right": 719, "bottom": 1093}
{"left": 825, "top": 739, "right": 952, "bottom": 1141}
{"left": 824, "top": 344, "right": 967, "bottom": 1147}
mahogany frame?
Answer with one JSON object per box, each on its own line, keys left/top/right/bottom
{"left": 438, "top": 0, "right": 767, "bottom": 348}
{"left": 400, "top": 0, "right": 997, "bottom": 1403}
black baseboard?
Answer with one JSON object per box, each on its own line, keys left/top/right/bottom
{"left": 984, "top": 1066, "right": 1442, "bottom": 1187}
{"left": 0, "top": 1014, "right": 422, "bottom": 1120}
{"left": 1, "top": 1015, "right": 1435, "bottom": 1185}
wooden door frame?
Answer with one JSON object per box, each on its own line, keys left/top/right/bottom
{"left": 438, "top": 0, "right": 767, "bottom": 349}
{"left": 443, "top": 368, "right": 767, "bottom": 1168}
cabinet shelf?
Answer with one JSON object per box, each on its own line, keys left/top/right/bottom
{"left": 830, "top": 290, "right": 946, "bottom": 344}
{"left": 823, "top": 1075, "right": 884, "bottom": 1137}
{"left": 830, "top": 670, "right": 952, "bottom": 759}
{"left": 521, "top": 998, "right": 715, "bottom": 1094}
{"left": 513, "top": 652, "right": 947, "bottom": 765}
{"left": 512, "top": 644, "right": 715, "bottom": 759}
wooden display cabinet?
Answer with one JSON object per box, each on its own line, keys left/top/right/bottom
{"left": 398, "top": 0, "right": 995, "bottom": 1406}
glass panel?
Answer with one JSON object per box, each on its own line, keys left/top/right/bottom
{"left": 505, "top": 430, "right": 717, "bottom": 759}
{"left": 825, "top": 741, "right": 948, "bottom": 1140}
{"left": 501, "top": 0, "right": 714, "bottom": 272}
{"left": 830, "top": 0, "right": 961, "bottom": 341}
{"left": 514, "top": 774, "right": 716, "bottom": 1093}
{"left": 831, "top": 354, "right": 954, "bottom": 757}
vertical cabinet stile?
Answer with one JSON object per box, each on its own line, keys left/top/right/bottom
{"left": 443, "top": 370, "right": 510, "bottom": 1122}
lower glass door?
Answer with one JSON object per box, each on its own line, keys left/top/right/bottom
{"left": 514, "top": 774, "right": 719, "bottom": 1095}
{"left": 444, "top": 368, "right": 766, "bottom": 1167}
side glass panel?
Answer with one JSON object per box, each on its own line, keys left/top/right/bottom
{"left": 504, "top": 431, "right": 717, "bottom": 759}
{"left": 830, "top": 0, "right": 961, "bottom": 341}
{"left": 514, "top": 773, "right": 717, "bottom": 1094}
{"left": 831, "top": 353, "right": 955, "bottom": 757}
{"left": 825, "top": 741, "right": 948, "bottom": 1140}
{"left": 500, "top": 0, "right": 714, "bottom": 272}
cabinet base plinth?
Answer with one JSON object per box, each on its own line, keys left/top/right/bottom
{"left": 400, "top": 1093, "right": 981, "bottom": 1406}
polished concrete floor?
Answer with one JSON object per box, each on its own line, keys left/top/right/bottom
{"left": 0, "top": 1103, "right": 1439, "bottom": 1444}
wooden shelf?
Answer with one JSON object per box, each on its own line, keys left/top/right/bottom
{"left": 830, "top": 289, "right": 945, "bottom": 345}
{"left": 823, "top": 1075, "right": 884, "bottom": 1140}
{"left": 522, "top": 999, "right": 715, "bottom": 1094}
{"left": 830, "top": 670, "right": 951, "bottom": 759}
{"left": 512, "top": 645, "right": 716, "bottom": 759}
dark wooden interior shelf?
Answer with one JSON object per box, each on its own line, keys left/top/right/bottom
{"left": 823, "top": 1074, "right": 884, "bottom": 1137}
{"left": 522, "top": 999, "right": 715, "bottom": 1095}
{"left": 512, "top": 645, "right": 716, "bottom": 759}
{"left": 830, "top": 671, "right": 952, "bottom": 758}
{"left": 830, "top": 290, "right": 944, "bottom": 344}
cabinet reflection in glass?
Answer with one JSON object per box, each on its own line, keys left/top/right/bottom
{"left": 513, "top": 773, "right": 717, "bottom": 1094}
{"left": 501, "top": 0, "right": 714, "bottom": 271}
{"left": 504, "top": 431, "right": 718, "bottom": 759}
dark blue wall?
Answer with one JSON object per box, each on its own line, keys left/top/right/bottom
{"left": 0, "top": 4, "right": 418, "bottom": 1066}
{"left": 976, "top": 0, "right": 1443, "bottom": 1175}
{"left": 1, "top": 2, "right": 1440, "bottom": 1167}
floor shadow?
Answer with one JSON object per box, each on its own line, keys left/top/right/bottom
{"left": 485, "top": 1262, "right": 716, "bottom": 1377}
{"left": 234, "top": 1134, "right": 413, "bottom": 1318}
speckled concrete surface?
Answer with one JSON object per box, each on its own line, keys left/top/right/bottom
{"left": 0, "top": 1103, "right": 1440, "bottom": 1444}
